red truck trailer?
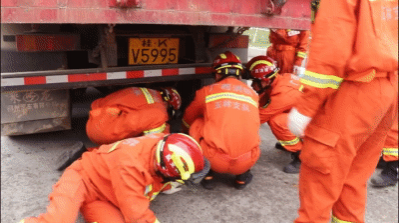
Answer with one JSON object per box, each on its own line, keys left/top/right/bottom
{"left": 1, "top": 0, "right": 311, "bottom": 135}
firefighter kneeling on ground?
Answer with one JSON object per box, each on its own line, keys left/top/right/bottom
{"left": 56, "top": 86, "right": 182, "bottom": 171}
{"left": 182, "top": 51, "right": 261, "bottom": 190}
{"left": 246, "top": 55, "right": 304, "bottom": 173}
{"left": 86, "top": 86, "right": 182, "bottom": 145}
{"left": 20, "top": 133, "right": 210, "bottom": 223}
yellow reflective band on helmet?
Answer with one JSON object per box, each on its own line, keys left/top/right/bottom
{"left": 168, "top": 144, "right": 195, "bottom": 180}
{"left": 182, "top": 119, "right": 190, "bottom": 129}
{"left": 140, "top": 88, "right": 155, "bottom": 104}
{"left": 297, "top": 51, "right": 307, "bottom": 58}
{"left": 268, "top": 71, "right": 278, "bottom": 79}
{"left": 216, "top": 64, "right": 243, "bottom": 71}
{"left": 220, "top": 53, "right": 227, "bottom": 59}
{"left": 108, "top": 140, "right": 123, "bottom": 153}
{"left": 300, "top": 70, "right": 343, "bottom": 89}
{"left": 279, "top": 137, "right": 301, "bottom": 146}
{"left": 331, "top": 215, "right": 354, "bottom": 223}
{"left": 382, "top": 147, "right": 398, "bottom": 157}
{"left": 249, "top": 60, "right": 274, "bottom": 71}
{"left": 206, "top": 92, "right": 258, "bottom": 108}
{"left": 143, "top": 123, "right": 167, "bottom": 135}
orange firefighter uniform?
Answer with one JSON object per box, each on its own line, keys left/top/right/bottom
{"left": 382, "top": 118, "right": 398, "bottom": 162}
{"left": 86, "top": 87, "right": 169, "bottom": 145}
{"left": 293, "top": 0, "right": 398, "bottom": 222}
{"left": 266, "top": 29, "right": 310, "bottom": 74}
{"left": 259, "top": 73, "right": 303, "bottom": 152}
{"left": 182, "top": 77, "right": 261, "bottom": 175}
{"left": 21, "top": 133, "right": 170, "bottom": 223}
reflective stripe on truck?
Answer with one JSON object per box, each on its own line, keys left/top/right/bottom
{"left": 1, "top": 66, "right": 212, "bottom": 87}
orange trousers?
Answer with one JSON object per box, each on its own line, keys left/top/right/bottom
{"left": 22, "top": 162, "right": 124, "bottom": 223}
{"left": 189, "top": 118, "right": 260, "bottom": 175}
{"left": 266, "top": 46, "right": 296, "bottom": 74}
{"left": 86, "top": 106, "right": 169, "bottom": 145}
{"left": 295, "top": 75, "right": 398, "bottom": 223}
{"left": 268, "top": 113, "right": 302, "bottom": 152}
{"left": 382, "top": 118, "right": 398, "bottom": 162}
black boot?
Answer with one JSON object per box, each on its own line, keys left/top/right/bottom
{"left": 56, "top": 141, "right": 87, "bottom": 171}
{"left": 376, "top": 156, "right": 387, "bottom": 169}
{"left": 275, "top": 142, "right": 286, "bottom": 151}
{"left": 201, "top": 170, "right": 217, "bottom": 190}
{"left": 234, "top": 170, "right": 253, "bottom": 190}
{"left": 371, "top": 160, "right": 398, "bottom": 187}
{"left": 283, "top": 151, "right": 301, "bottom": 174}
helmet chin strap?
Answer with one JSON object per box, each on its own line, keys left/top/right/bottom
{"left": 215, "top": 68, "right": 241, "bottom": 82}
{"left": 254, "top": 76, "right": 276, "bottom": 94}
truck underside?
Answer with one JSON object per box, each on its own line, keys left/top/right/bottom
{"left": 1, "top": 0, "right": 311, "bottom": 135}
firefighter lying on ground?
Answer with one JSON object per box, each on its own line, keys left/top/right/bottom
{"left": 287, "top": 0, "right": 398, "bottom": 221}
{"left": 246, "top": 55, "right": 303, "bottom": 174}
{"left": 56, "top": 86, "right": 182, "bottom": 171}
{"left": 182, "top": 51, "right": 261, "bottom": 190}
{"left": 266, "top": 28, "right": 310, "bottom": 76}
{"left": 20, "top": 133, "right": 210, "bottom": 223}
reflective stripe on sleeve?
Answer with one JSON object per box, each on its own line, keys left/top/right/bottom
{"left": 297, "top": 51, "right": 307, "bottom": 58}
{"left": 331, "top": 215, "right": 354, "bottom": 223}
{"left": 140, "top": 88, "right": 155, "bottom": 104}
{"left": 143, "top": 123, "right": 167, "bottom": 135}
{"left": 107, "top": 140, "right": 123, "bottom": 153}
{"left": 154, "top": 219, "right": 161, "bottom": 223}
{"left": 382, "top": 147, "right": 398, "bottom": 157}
{"left": 205, "top": 92, "right": 258, "bottom": 108}
{"left": 278, "top": 137, "right": 301, "bottom": 146}
{"left": 300, "top": 71, "right": 343, "bottom": 89}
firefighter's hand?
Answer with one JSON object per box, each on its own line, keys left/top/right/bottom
{"left": 162, "top": 182, "right": 183, "bottom": 195}
{"left": 288, "top": 107, "right": 311, "bottom": 137}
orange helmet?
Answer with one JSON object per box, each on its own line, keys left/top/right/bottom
{"left": 247, "top": 55, "right": 279, "bottom": 83}
{"left": 155, "top": 133, "right": 210, "bottom": 184}
{"left": 212, "top": 51, "right": 244, "bottom": 77}
{"left": 160, "top": 87, "right": 182, "bottom": 111}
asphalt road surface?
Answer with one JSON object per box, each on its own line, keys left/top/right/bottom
{"left": 2, "top": 88, "right": 398, "bottom": 223}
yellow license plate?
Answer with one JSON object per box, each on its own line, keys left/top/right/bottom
{"left": 128, "top": 38, "right": 179, "bottom": 65}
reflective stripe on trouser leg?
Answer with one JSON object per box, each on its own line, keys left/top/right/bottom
{"left": 143, "top": 123, "right": 167, "bottom": 135}
{"left": 331, "top": 215, "right": 354, "bottom": 223}
{"left": 268, "top": 113, "right": 302, "bottom": 152}
{"left": 382, "top": 118, "right": 398, "bottom": 162}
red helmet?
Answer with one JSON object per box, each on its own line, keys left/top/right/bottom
{"left": 246, "top": 55, "right": 279, "bottom": 82}
{"left": 212, "top": 51, "right": 244, "bottom": 76}
{"left": 155, "top": 133, "right": 210, "bottom": 183}
{"left": 160, "top": 87, "right": 182, "bottom": 110}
